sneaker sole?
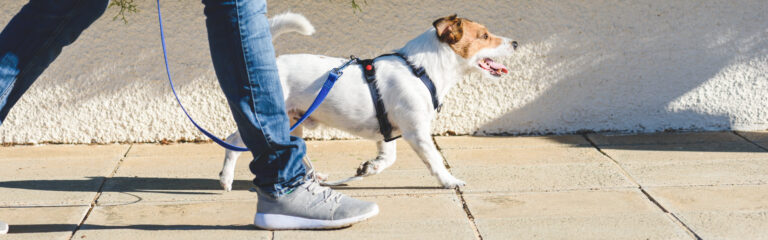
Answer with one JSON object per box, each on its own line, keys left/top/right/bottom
{"left": 0, "top": 221, "right": 7, "bottom": 234}
{"left": 253, "top": 205, "right": 379, "bottom": 230}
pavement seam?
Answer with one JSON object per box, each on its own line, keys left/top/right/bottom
{"left": 433, "top": 136, "right": 483, "bottom": 240}
{"left": 67, "top": 144, "right": 133, "bottom": 240}
{"left": 732, "top": 131, "right": 768, "bottom": 152}
{"left": 582, "top": 135, "right": 703, "bottom": 240}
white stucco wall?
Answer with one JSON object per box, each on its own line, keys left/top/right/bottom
{"left": 1, "top": 0, "right": 766, "bottom": 144}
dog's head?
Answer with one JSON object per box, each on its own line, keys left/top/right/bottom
{"left": 433, "top": 14, "right": 517, "bottom": 78}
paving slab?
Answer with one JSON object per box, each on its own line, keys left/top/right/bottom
{"left": 306, "top": 139, "right": 428, "bottom": 171}
{"left": 435, "top": 135, "right": 591, "bottom": 150}
{"left": 441, "top": 145, "right": 634, "bottom": 193}
{"left": 621, "top": 159, "right": 768, "bottom": 187}
{"left": 450, "top": 163, "right": 634, "bottom": 193}
{"left": 100, "top": 144, "right": 256, "bottom": 205}
{"left": 463, "top": 189, "right": 691, "bottom": 240}
{"left": 587, "top": 131, "right": 745, "bottom": 146}
{"left": 100, "top": 142, "right": 450, "bottom": 205}
{"left": 325, "top": 169, "right": 451, "bottom": 196}
{"left": 307, "top": 139, "right": 452, "bottom": 196}
{"left": 125, "top": 140, "right": 427, "bottom": 171}
{"left": 275, "top": 194, "right": 476, "bottom": 240}
{"left": 647, "top": 185, "right": 768, "bottom": 239}
{"left": 4, "top": 135, "right": 767, "bottom": 239}
{"left": 0, "top": 206, "right": 89, "bottom": 240}
{"left": 73, "top": 200, "right": 268, "bottom": 240}
{"left": 588, "top": 133, "right": 768, "bottom": 187}
{"left": 124, "top": 143, "right": 239, "bottom": 159}
{"left": 441, "top": 146, "right": 608, "bottom": 166}
{"left": 0, "top": 144, "right": 129, "bottom": 160}
{"left": 0, "top": 145, "right": 128, "bottom": 206}
{"left": 593, "top": 143, "right": 768, "bottom": 163}
{"left": 736, "top": 131, "right": 768, "bottom": 149}
{"left": 0, "top": 145, "right": 128, "bottom": 179}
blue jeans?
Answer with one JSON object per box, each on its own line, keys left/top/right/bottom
{"left": 0, "top": 0, "right": 306, "bottom": 196}
{"left": 202, "top": 0, "right": 306, "bottom": 195}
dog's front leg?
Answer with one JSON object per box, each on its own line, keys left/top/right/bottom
{"left": 402, "top": 130, "right": 466, "bottom": 188}
{"left": 220, "top": 131, "right": 246, "bottom": 192}
{"left": 356, "top": 140, "right": 397, "bottom": 176}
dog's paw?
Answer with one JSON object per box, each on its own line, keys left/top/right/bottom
{"left": 356, "top": 160, "right": 383, "bottom": 177}
{"left": 439, "top": 177, "right": 467, "bottom": 189}
{"left": 219, "top": 171, "right": 234, "bottom": 192}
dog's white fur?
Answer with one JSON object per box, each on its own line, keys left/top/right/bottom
{"left": 219, "top": 12, "right": 516, "bottom": 191}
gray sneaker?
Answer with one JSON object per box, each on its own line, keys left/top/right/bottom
{"left": 253, "top": 178, "right": 379, "bottom": 230}
{"left": 0, "top": 220, "right": 7, "bottom": 234}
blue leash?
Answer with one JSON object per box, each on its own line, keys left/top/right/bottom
{"left": 289, "top": 57, "right": 357, "bottom": 132}
{"left": 156, "top": 0, "right": 353, "bottom": 152}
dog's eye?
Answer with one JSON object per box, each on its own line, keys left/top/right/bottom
{"left": 482, "top": 33, "right": 489, "bottom": 40}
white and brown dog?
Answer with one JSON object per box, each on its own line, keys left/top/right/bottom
{"left": 219, "top": 13, "right": 517, "bottom": 190}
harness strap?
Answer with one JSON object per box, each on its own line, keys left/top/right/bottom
{"left": 380, "top": 53, "right": 442, "bottom": 111}
{"left": 360, "top": 59, "right": 399, "bottom": 142}
{"left": 360, "top": 52, "right": 441, "bottom": 142}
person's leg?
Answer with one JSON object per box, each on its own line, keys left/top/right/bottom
{"left": 0, "top": 0, "right": 109, "bottom": 235}
{"left": 0, "top": 0, "right": 109, "bottom": 124}
{"left": 202, "top": 0, "right": 378, "bottom": 229}
{"left": 202, "top": 0, "right": 306, "bottom": 196}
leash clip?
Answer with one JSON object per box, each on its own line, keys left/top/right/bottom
{"left": 332, "top": 55, "right": 359, "bottom": 76}
{"left": 330, "top": 68, "right": 342, "bottom": 76}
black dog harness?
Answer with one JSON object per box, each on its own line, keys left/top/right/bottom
{"left": 358, "top": 52, "right": 442, "bottom": 142}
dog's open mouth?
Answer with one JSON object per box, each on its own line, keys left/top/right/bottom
{"left": 478, "top": 58, "right": 508, "bottom": 77}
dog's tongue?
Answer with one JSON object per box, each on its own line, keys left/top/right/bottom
{"left": 485, "top": 58, "right": 508, "bottom": 74}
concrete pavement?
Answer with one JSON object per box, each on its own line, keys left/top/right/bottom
{"left": 1, "top": 132, "right": 767, "bottom": 239}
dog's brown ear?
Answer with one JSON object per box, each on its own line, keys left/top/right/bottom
{"left": 433, "top": 14, "right": 463, "bottom": 44}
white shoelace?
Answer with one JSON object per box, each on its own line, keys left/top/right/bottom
{"left": 305, "top": 178, "right": 343, "bottom": 203}
{"left": 303, "top": 157, "right": 343, "bottom": 203}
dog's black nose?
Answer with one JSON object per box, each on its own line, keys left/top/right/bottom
{"left": 512, "top": 41, "right": 518, "bottom": 50}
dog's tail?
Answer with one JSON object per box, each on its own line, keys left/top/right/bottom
{"left": 269, "top": 12, "right": 315, "bottom": 40}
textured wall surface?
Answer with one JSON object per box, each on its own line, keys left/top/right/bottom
{"left": 1, "top": 0, "right": 767, "bottom": 144}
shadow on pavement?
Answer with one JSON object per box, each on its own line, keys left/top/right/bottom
{"left": 0, "top": 177, "right": 443, "bottom": 193}
{"left": 452, "top": 132, "right": 768, "bottom": 153}
{"left": 7, "top": 224, "right": 255, "bottom": 234}
{"left": 0, "top": 177, "right": 252, "bottom": 194}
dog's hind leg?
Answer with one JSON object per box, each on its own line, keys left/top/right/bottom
{"left": 220, "top": 131, "right": 246, "bottom": 192}
{"left": 402, "top": 129, "right": 466, "bottom": 188}
{"left": 356, "top": 140, "right": 397, "bottom": 177}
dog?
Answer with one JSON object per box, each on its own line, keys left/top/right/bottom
{"left": 219, "top": 12, "right": 517, "bottom": 190}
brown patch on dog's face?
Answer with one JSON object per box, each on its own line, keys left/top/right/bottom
{"left": 433, "top": 15, "right": 504, "bottom": 59}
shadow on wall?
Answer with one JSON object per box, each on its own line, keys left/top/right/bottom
{"left": 470, "top": 1, "right": 768, "bottom": 135}
{"left": 2, "top": 1, "right": 766, "bottom": 143}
